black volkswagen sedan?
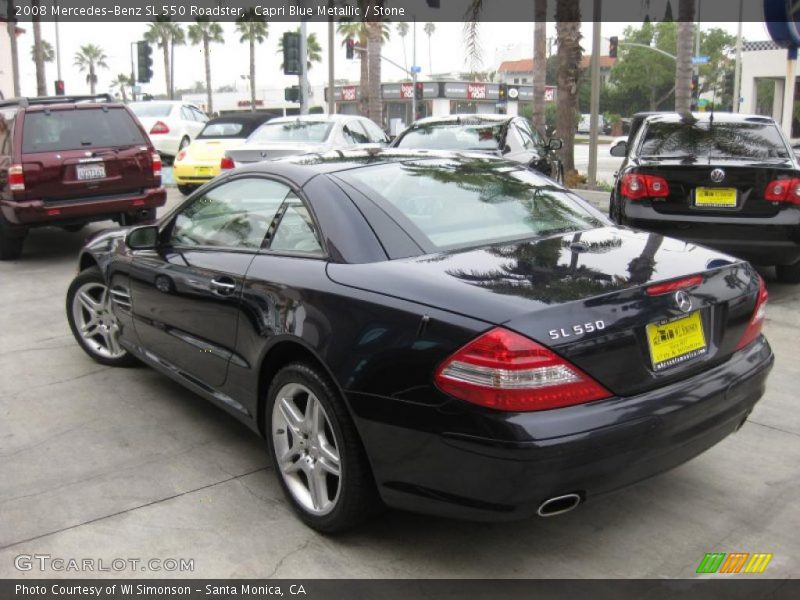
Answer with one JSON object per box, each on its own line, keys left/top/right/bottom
{"left": 66, "top": 150, "right": 773, "bottom": 532}
{"left": 392, "top": 114, "right": 564, "bottom": 182}
{"left": 610, "top": 112, "right": 800, "bottom": 283}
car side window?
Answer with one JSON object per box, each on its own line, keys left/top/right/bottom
{"left": 171, "top": 178, "right": 290, "bottom": 250}
{"left": 360, "top": 118, "right": 389, "bottom": 144}
{"left": 191, "top": 107, "right": 208, "bottom": 123}
{"left": 269, "top": 197, "right": 324, "bottom": 256}
{"left": 343, "top": 121, "right": 370, "bottom": 145}
{"left": 181, "top": 106, "right": 194, "bottom": 122}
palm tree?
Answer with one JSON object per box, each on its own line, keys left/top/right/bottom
{"left": 74, "top": 44, "right": 108, "bottom": 95}
{"left": 144, "top": 18, "right": 183, "bottom": 100}
{"left": 235, "top": 9, "right": 268, "bottom": 112}
{"left": 337, "top": 19, "right": 390, "bottom": 116}
{"left": 463, "top": 4, "right": 483, "bottom": 73}
{"left": 532, "top": 0, "right": 547, "bottom": 134}
{"left": 277, "top": 27, "right": 323, "bottom": 71}
{"left": 30, "top": 39, "right": 54, "bottom": 95}
{"left": 6, "top": 1, "right": 21, "bottom": 96}
{"left": 366, "top": 18, "right": 384, "bottom": 125}
{"left": 111, "top": 73, "right": 131, "bottom": 103}
{"left": 423, "top": 23, "right": 435, "bottom": 75}
{"left": 396, "top": 22, "right": 409, "bottom": 75}
{"left": 675, "top": 0, "right": 696, "bottom": 114}
{"left": 169, "top": 23, "right": 185, "bottom": 100}
{"left": 32, "top": 0, "right": 46, "bottom": 95}
{"left": 555, "top": 1, "right": 582, "bottom": 179}
{"left": 188, "top": 17, "right": 224, "bottom": 114}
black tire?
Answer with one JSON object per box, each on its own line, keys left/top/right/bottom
{"left": 66, "top": 266, "right": 138, "bottom": 367}
{"left": 265, "top": 362, "right": 381, "bottom": 533}
{"left": 0, "top": 219, "right": 26, "bottom": 260}
{"left": 776, "top": 262, "right": 800, "bottom": 284}
{"left": 177, "top": 184, "right": 196, "bottom": 196}
{"left": 127, "top": 208, "right": 157, "bottom": 225}
{"left": 62, "top": 224, "right": 85, "bottom": 233}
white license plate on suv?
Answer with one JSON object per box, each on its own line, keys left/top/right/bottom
{"left": 76, "top": 163, "right": 106, "bottom": 180}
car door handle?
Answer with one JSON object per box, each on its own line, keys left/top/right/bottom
{"left": 210, "top": 277, "right": 236, "bottom": 296}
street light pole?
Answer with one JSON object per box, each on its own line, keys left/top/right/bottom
{"left": 411, "top": 18, "right": 417, "bottom": 122}
{"left": 300, "top": 20, "right": 309, "bottom": 115}
{"left": 328, "top": 17, "right": 335, "bottom": 115}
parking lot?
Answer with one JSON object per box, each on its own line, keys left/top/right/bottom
{"left": 1, "top": 185, "right": 799, "bottom": 579}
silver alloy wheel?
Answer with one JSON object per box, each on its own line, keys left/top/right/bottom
{"left": 71, "top": 282, "right": 125, "bottom": 360}
{"left": 272, "top": 383, "right": 342, "bottom": 515}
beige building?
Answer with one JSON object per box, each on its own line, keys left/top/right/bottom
{"left": 497, "top": 55, "right": 617, "bottom": 87}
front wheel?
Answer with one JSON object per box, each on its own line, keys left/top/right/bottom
{"left": 66, "top": 266, "right": 138, "bottom": 367}
{"left": 776, "top": 262, "right": 800, "bottom": 284}
{"left": 266, "top": 363, "right": 380, "bottom": 533}
{"left": 0, "top": 219, "right": 26, "bottom": 260}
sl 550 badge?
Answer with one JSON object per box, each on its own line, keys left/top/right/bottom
{"left": 549, "top": 320, "right": 606, "bottom": 341}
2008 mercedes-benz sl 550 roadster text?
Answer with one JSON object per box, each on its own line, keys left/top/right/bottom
{"left": 66, "top": 150, "right": 773, "bottom": 532}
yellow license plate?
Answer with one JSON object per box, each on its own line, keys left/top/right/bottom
{"left": 195, "top": 167, "right": 212, "bottom": 175}
{"left": 646, "top": 311, "right": 707, "bottom": 371}
{"left": 695, "top": 187, "right": 737, "bottom": 207}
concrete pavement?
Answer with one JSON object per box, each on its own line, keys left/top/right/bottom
{"left": 1, "top": 188, "right": 798, "bottom": 579}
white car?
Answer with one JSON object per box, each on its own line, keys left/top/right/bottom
{"left": 129, "top": 101, "right": 208, "bottom": 160}
{"left": 224, "top": 114, "right": 390, "bottom": 167}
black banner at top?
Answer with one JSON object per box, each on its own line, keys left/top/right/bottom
{"left": 0, "top": 0, "right": 779, "bottom": 23}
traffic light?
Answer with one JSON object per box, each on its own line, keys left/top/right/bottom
{"left": 283, "top": 31, "right": 301, "bottom": 76}
{"left": 136, "top": 41, "right": 153, "bottom": 83}
{"left": 691, "top": 74, "right": 699, "bottom": 93}
{"left": 346, "top": 37, "right": 355, "bottom": 60}
{"left": 609, "top": 36, "right": 618, "bottom": 59}
{"left": 285, "top": 86, "right": 302, "bottom": 103}
{"left": 498, "top": 84, "right": 508, "bottom": 102}
{"left": 54, "top": 80, "right": 65, "bottom": 96}
{"left": 415, "top": 82, "right": 424, "bottom": 101}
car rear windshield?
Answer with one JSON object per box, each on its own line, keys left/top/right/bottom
{"left": 337, "top": 159, "right": 603, "bottom": 251}
{"left": 21, "top": 108, "right": 147, "bottom": 153}
{"left": 197, "top": 121, "right": 246, "bottom": 139}
{"left": 395, "top": 121, "right": 504, "bottom": 151}
{"left": 129, "top": 102, "right": 173, "bottom": 118}
{"left": 249, "top": 120, "right": 333, "bottom": 144}
{"left": 639, "top": 120, "right": 790, "bottom": 159}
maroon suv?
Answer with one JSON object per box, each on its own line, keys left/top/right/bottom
{"left": 0, "top": 94, "right": 166, "bottom": 259}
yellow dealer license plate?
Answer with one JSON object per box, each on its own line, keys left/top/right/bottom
{"left": 695, "top": 187, "right": 737, "bottom": 207}
{"left": 646, "top": 311, "right": 707, "bottom": 371}
{"left": 195, "top": 167, "right": 212, "bottom": 175}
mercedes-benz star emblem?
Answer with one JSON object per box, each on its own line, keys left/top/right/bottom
{"left": 710, "top": 168, "right": 725, "bottom": 183}
{"left": 675, "top": 290, "right": 693, "bottom": 313}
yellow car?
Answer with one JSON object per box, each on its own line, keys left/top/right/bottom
{"left": 173, "top": 113, "right": 273, "bottom": 195}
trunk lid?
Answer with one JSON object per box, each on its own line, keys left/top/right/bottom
{"left": 20, "top": 106, "right": 155, "bottom": 202}
{"left": 226, "top": 142, "right": 328, "bottom": 165}
{"left": 327, "top": 227, "right": 761, "bottom": 397}
{"left": 187, "top": 138, "right": 242, "bottom": 162}
{"left": 633, "top": 157, "right": 796, "bottom": 218}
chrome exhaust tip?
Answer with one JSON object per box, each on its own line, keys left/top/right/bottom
{"left": 537, "top": 493, "right": 582, "bottom": 517}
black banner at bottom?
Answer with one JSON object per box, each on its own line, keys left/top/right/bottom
{"left": 2, "top": 579, "right": 799, "bottom": 600}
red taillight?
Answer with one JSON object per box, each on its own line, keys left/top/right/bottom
{"left": 621, "top": 173, "right": 670, "bottom": 200}
{"left": 434, "top": 327, "right": 612, "bottom": 412}
{"left": 646, "top": 274, "right": 704, "bottom": 296}
{"left": 151, "top": 152, "right": 162, "bottom": 183}
{"left": 8, "top": 164, "right": 24, "bottom": 192}
{"left": 765, "top": 178, "right": 800, "bottom": 204}
{"left": 736, "top": 276, "right": 768, "bottom": 351}
{"left": 150, "top": 121, "right": 170, "bottom": 135}
{"left": 220, "top": 156, "right": 235, "bottom": 170}
{"left": 175, "top": 150, "right": 187, "bottom": 162}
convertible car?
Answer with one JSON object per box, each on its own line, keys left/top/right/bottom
{"left": 66, "top": 150, "right": 773, "bottom": 532}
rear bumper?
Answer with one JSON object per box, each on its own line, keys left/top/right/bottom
{"left": 173, "top": 161, "right": 219, "bottom": 186}
{"left": 1, "top": 187, "right": 167, "bottom": 227}
{"left": 623, "top": 203, "right": 800, "bottom": 265}
{"left": 350, "top": 337, "right": 773, "bottom": 522}
{"left": 150, "top": 134, "right": 181, "bottom": 158}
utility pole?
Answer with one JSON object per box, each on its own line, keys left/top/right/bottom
{"left": 588, "top": 0, "right": 601, "bottom": 188}
{"left": 732, "top": 0, "right": 743, "bottom": 112}
{"left": 300, "top": 20, "right": 309, "bottom": 114}
{"left": 411, "top": 18, "right": 417, "bottom": 122}
{"left": 693, "top": 0, "right": 702, "bottom": 108}
{"left": 54, "top": 0, "right": 62, "bottom": 82}
{"left": 327, "top": 17, "right": 334, "bottom": 114}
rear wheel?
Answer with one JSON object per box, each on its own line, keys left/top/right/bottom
{"left": 178, "top": 136, "right": 190, "bottom": 151}
{"left": 177, "top": 184, "right": 197, "bottom": 196}
{"left": 0, "top": 219, "right": 26, "bottom": 260}
{"left": 776, "top": 262, "right": 800, "bottom": 284}
{"left": 62, "top": 224, "right": 85, "bottom": 233}
{"left": 266, "top": 363, "right": 380, "bottom": 533}
{"left": 66, "top": 266, "right": 138, "bottom": 367}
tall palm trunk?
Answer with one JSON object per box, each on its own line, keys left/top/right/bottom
{"left": 7, "top": 1, "right": 21, "bottom": 97}
{"left": 366, "top": 22, "right": 382, "bottom": 125}
{"left": 675, "top": 0, "right": 695, "bottom": 114}
{"left": 204, "top": 37, "right": 213, "bottom": 113}
{"left": 89, "top": 66, "right": 96, "bottom": 95}
{"left": 359, "top": 38, "right": 368, "bottom": 116}
{"left": 120, "top": 84, "right": 128, "bottom": 103}
{"left": 532, "top": 0, "right": 547, "bottom": 134}
{"left": 555, "top": 1, "right": 581, "bottom": 176}
{"left": 161, "top": 40, "right": 171, "bottom": 100}
{"left": 32, "top": 1, "right": 46, "bottom": 95}
{"left": 249, "top": 38, "right": 256, "bottom": 112}
{"left": 428, "top": 35, "right": 432, "bottom": 74}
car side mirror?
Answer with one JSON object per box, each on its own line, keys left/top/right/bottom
{"left": 548, "top": 138, "right": 563, "bottom": 151}
{"left": 126, "top": 225, "right": 159, "bottom": 250}
{"left": 610, "top": 141, "right": 628, "bottom": 157}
